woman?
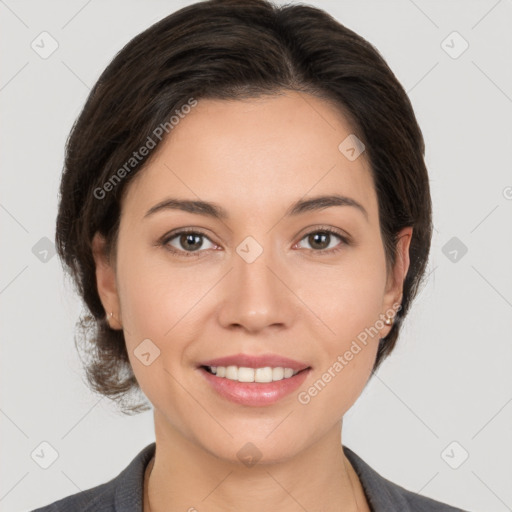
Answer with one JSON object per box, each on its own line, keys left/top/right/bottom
{"left": 33, "top": 0, "right": 469, "bottom": 510}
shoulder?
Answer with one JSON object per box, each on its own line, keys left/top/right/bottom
{"left": 30, "top": 481, "right": 114, "bottom": 512}
{"left": 30, "top": 443, "right": 156, "bottom": 512}
{"left": 343, "top": 446, "right": 470, "bottom": 512}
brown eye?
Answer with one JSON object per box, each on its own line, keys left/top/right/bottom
{"left": 295, "top": 228, "right": 350, "bottom": 254}
{"left": 162, "top": 230, "right": 216, "bottom": 256}
{"left": 176, "top": 233, "right": 204, "bottom": 251}
{"left": 307, "top": 232, "right": 331, "bottom": 250}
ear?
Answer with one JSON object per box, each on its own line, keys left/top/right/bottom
{"left": 91, "top": 232, "right": 122, "bottom": 330}
{"left": 381, "top": 226, "right": 413, "bottom": 330}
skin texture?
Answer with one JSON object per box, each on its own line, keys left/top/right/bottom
{"left": 92, "top": 91, "right": 412, "bottom": 511}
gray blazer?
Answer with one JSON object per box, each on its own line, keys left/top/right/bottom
{"left": 31, "top": 442, "right": 469, "bottom": 511}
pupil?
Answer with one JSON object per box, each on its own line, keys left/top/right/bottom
{"left": 310, "top": 232, "right": 329, "bottom": 250}
{"left": 181, "top": 233, "right": 202, "bottom": 251}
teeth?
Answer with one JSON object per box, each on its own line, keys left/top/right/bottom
{"left": 207, "top": 365, "right": 301, "bottom": 383}
{"left": 272, "top": 367, "right": 284, "bottom": 380}
{"left": 255, "top": 367, "right": 272, "bottom": 382}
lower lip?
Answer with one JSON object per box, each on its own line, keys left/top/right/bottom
{"left": 199, "top": 367, "right": 311, "bottom": 407}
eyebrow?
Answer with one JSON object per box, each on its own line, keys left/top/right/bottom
{"left": 143, "top": 194, "right": 368, "bottom": 222}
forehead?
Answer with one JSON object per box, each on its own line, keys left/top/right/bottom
{"left": 121, "top": 91, "right": 378, "bottom": 222}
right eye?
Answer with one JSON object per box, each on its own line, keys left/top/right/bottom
{"left": 161, "top": 229, "right": 218, "bottom": 257}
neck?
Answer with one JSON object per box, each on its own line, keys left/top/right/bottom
{"left": 144, "top": 413, "right": 369, "bottom": 512}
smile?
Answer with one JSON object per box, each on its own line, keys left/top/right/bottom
{"left": 199, "top": 365, "right": 311, "bottom": 407}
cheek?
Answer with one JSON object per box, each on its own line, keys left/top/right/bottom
{"left": 115, "top": 243, "right": 220, "bottom": 390}
{"left": 294, "top": 245, "right": 388, "bottom": 338}
{"left": 295, "top": 243, "right": 387, "bottom": 400}
{"left": 116, "top": 238, "right": 204, "bottom": 337}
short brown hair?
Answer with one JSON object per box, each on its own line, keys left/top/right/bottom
{"left": 56, "top": 0, "right": 432, "bottom": 413}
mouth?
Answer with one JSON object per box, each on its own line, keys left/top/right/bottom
{"left": 197, "top": 354, "right": 312, "bottom": 406}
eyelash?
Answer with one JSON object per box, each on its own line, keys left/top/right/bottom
{"left": 159, "top": 226, "right": 351, "bottom": 258}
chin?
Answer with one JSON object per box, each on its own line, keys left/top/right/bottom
{"left": 192, "top": 425, "right": 311, "bottom": 467}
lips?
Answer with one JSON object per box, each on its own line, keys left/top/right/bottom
{"left": 198, "top": 353, "right": 310, "bottom": 372}
{"left": 197, "top": 353, "right": 312, "bottom": 406}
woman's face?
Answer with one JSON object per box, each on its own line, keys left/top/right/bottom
{"left": 94, "top": 91, "right": 410, "bottom": 463}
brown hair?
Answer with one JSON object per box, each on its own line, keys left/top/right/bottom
{"left": 56, "top": 0, "right": 432, "bottom": 413}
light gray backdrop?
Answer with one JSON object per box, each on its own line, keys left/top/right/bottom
{"left": 1, "top": 1, "right": 511, "bottom": 511}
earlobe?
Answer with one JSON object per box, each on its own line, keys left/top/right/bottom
{"left": 92, "top": 232, "right": 122, "bottom": 329}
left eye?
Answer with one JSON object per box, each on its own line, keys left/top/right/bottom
{"left": 164, "top": 231, "right": 216, "bottom": 254}
{"left": 295, "top": 229, "right": 346, "bottom": 252}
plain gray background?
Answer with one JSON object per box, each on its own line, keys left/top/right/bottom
{"left": 1, "top": 1, "right": 511, "bottom": 511}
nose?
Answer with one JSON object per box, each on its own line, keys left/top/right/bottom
{"left": 217, "top": 240, "right": 296, "bottom": 334}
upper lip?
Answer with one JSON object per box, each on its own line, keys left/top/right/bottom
{"left": 199, "top": 353, "right": 310, "bottom": 372}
